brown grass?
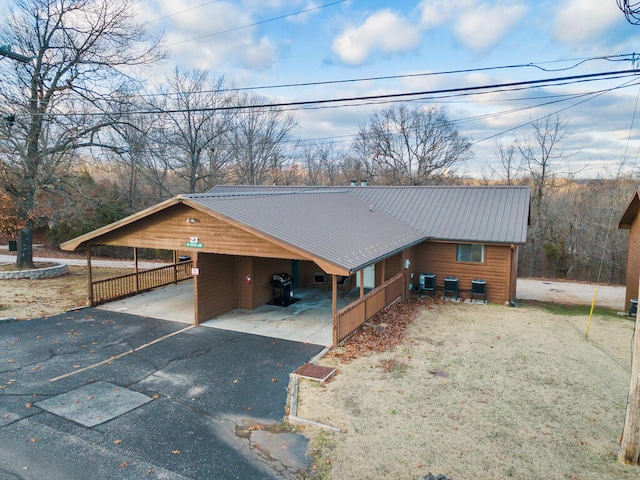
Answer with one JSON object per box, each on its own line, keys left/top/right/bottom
{"left": 298, "top": 302, "right": 638, "bottom": 480}
{"left": 0, "top": 265, "right": 133, "bottom": 319}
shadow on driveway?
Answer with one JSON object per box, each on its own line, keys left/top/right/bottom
{"left": 0, "top": 308, "right": 324, "bottom": 479}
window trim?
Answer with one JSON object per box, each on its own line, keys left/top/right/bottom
{"left": 456, "top": 243, "right": 485, "bottom": 263}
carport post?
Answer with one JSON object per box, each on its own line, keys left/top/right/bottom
{"left": 86, "top": 247, "right": 94, "bottom": 307}
{"left": 332, "top": 274, "right": 338, "bottom": 347}
{"left": 359, "top": 270, "right": 364, "bottom": 298}
{"left": 133, "top": 247, "right": 139, "bottom": 293}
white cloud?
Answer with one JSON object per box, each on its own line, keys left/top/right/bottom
{"left": 418, "top": 1, "right": 527, "bottom": 54}
{"left": 147, "top": 0, "right": 278, "bottom": 71}
{"left": 454, "top": 4, "right": 527, "bottom": 53}
{"left": 553, "top": 0, "right": 621, "bottom": 44}
{"left": 331, "top": 9, "right": 422, "bottom": 65}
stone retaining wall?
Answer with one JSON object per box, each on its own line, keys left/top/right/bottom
{"left": 0, "top": 263, "right": 69, "bottom": 280}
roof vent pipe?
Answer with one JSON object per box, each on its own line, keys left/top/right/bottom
{"left": 350, "top": 180, "right": 357, "bottom": 187}
{"left": 360, "top": 179, "right": 367, "bottom": 187}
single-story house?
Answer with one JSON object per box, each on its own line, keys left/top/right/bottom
{"left": 61, "top": 184, "right": 530, "bottom": 346}
{"left": 618, "top": 186, "right": 640, "bottom": 309}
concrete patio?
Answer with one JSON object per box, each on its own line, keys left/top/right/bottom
{"left": 97, "top": 280, "right": 354, "bottom": 347}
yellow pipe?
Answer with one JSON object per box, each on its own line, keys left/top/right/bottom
{"left": 585, "top": 287, "right": 597, "bottom": 338}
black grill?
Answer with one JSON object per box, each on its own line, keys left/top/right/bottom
{"left": 271, "top": 273, "right": 292, "bottom": 306}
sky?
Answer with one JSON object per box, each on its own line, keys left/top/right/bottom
{"left": 15, "top": 0, "right": 640, "bottom": 179}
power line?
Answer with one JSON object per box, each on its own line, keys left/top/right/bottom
{"left": 41, "top": 69, "right": 638, "bottom": 118}
{"left": 135, "top": 53, "right": 639, "bottom": 98}
{"left": 144, "top": 0, "right": 223, "bottom": 25}
{"left": 168, "top": 0, "right": 347, "bottom": 47}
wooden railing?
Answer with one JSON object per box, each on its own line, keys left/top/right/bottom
{"left": 334, "top": 272, "right": 404, "bottom": 346}
{"left": 91, "top": 261, "right": 193, "bottom": 306}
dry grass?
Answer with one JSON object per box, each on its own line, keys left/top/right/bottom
{"left": 0, "top": 265, "right": 133, "bottom": 319}
{"left": 298, "top": 302, "right": 638, "bottom": 480}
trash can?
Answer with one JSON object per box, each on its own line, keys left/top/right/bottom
{"left": 630, "top": 299, "right": 637, "bottom": 317}
{"left": 444, "top": 276, "right": 459, "bottom": 299}
{"left": 8, "top": 240, "right": 17, "bottom": 252}
{"left": 471, "top": 279, "right": 487, "bottom": 302}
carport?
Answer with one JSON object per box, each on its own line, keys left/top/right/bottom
{"left": 60, "top": 188, "right": 419, "bottom": 346}
{"left": 96, "top": 279, "right": 355, "bottom": 346}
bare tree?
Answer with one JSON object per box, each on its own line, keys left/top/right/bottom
{"left": 226, "top": 93, "right": 297, "bottom": 185}
{"left": 491, "top": 139, "right": 523, "bottom": 184}
{"left": 149, "top": 68, "right": 233, "bottom": 194}
{"left": 0, "top": 0, "right": 164, "bottom": 267}
{"left": 300, "top": 141, "right": 343, "bottom": 186}
{"left": 351, "top": 104, "right": 472, "bottom": 185}
{"left": 518, "top": 115, "right": 573, "bottom": 277}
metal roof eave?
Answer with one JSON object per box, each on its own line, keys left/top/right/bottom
{"left": 347, "top": 236, "right": 428, "bottom": 274}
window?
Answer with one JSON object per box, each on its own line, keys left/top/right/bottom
{"left": 457, "top": 244, "right": 484, "bottom": 263}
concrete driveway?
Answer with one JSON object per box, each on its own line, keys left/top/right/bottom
{"left": 0, "top": 309, "right": 324, "bottom": 479}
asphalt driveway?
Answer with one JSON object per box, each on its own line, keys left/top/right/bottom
{"left": 0, "top": 309, "right": 324, "bottom": 479}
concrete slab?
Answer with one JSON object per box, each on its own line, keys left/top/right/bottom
{"left": 35, "top": 381, "right": 152, "bottom": 427}
{"left": 98, "top": 282, "right": 350, "bottom": 346}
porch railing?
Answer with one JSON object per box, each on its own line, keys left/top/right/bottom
{"left": 91, "top": 261, "right": 193, "bottom": 306}
{"left": 334, "top": 272, "right": 404, "bottom": 345}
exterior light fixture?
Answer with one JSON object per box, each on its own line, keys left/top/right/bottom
{"left": 186, "top": 217, "right": 196, "bottom": 224}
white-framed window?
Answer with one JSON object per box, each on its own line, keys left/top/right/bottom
{"left": 456, "top": 244, "right": 484, "bottom": 263}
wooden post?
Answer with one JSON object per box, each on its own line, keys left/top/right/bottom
{"left": 173, "top": 250, "right": 178, "bottom": 284}
{"left": 359, "top": 270, "right": 365, "bottom": 298}
{"left": 133, "top": 247, "right": 139, "bottom": 293}
{"left": 86, "top": 247, "right": 94, "bottom": 307}
{"left": 619, "top": 304, "right": 640, "bottom": 465}
{"left": 332, "top": 274, "right": 338, "bottom": 347}
{"left": 381, "top": 259, "right": 386, "bottom": 284}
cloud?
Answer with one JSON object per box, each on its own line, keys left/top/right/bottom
{"left": 147, "top": 0, "right": 278, "bottom": 71}
{"left": 453, "top": 4, "right": 527, "bottom": 53}
{"left": 553, "top": 0, "right": 621, "bottom": 44}
{"left": 418, "top": 1, "right": 527, "bottom": 53}
{"left": 331, "top": 9, "right": 422, "bottom": 65}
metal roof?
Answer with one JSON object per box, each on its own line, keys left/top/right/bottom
{"left": 183, "top": 191, "right": 425, "bottom": 273}
{"left": 61, "top": 184, "right": 530, "bottom": 274}
{"left": 207, "top": 185, "right": 530, "bottom": 244}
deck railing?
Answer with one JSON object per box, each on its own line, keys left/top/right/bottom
{"left": 334, "top": 272, "right": 404, "bottom": 345}
{"left": 91, "top": 261, "right": 193, "bottom": 306}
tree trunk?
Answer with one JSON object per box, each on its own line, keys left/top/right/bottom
{"left": 16, "top": 225, "right": 34, "bottom": 269}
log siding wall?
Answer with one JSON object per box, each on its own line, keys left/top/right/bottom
{"left": 410, "top": 241, "right": 514, "bottom": 304}
{"left": 194, "top": 253, "right": 237, "bottom": 324}
{"left": 626, "top": 220, "right": 640, "bottom": 308}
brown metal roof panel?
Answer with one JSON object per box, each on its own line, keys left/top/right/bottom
{"left": 351, "top": 186, "right": 530, "bottom": 244}
{"left": 186, "top": 192, "right": 425, "bottom": 272}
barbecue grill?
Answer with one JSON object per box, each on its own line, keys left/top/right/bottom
{"left": 271, "top": 273, "right": 292, "bottom": 306}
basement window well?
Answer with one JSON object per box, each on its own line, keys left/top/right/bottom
{"left": 456, "top": 244, "right": 484, "bottom": 263}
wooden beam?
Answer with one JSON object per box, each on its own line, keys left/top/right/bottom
{"left": 133, "top": 247, "right": 139, "bottom": 293}
{"left": 86, "top": 248, "right": 94, "bottom": 307}
{"left": 332, "top": 274, "right": 338, "bottom": 347}
{"left": 359, "top": 269, "right": 364, "bottom": 298}
{"left": 619, "top": 298, "right": 640, "bottom": 465}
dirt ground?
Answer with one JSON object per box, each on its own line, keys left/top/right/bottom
{"left": 0, "top": 265, "right": 131, "bottom": 320}
{"left": 297, "top": 302, "right": 639, "bottom": 480}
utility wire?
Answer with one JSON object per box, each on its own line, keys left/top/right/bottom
{"left": 36, "top": 69, "right": 639, "bottom": 118}
{"left": 135, "top": 53, "right": 639, "bottom": 98}
{"left": 168, "top": 0, "right": 346, "bottom": 46}
{"left": 144, "top": 0, "right": 223, "bottom": 25}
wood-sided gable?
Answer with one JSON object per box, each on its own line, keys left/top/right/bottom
{"left": 90, "top": 202, "right": 309, "bottom": 260}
